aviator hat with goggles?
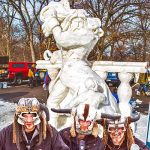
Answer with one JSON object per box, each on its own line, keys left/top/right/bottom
{"left": 13, "top": 98, "right": 50, "bottom": 148}
{"left": 16, "top": 98, "right": 43, "bottom": 125}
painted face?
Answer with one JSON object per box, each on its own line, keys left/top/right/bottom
{"left": 108, "top": 124, "right": 126, "bottom": 145}
{"left": 79, "top": 119, "right": 91, "bottom": 133}
{"left": 23, "top": 113, "right": 36, "bottom": 133}
{"left": 75, "top": 104, "right": 97, "bottom": 135}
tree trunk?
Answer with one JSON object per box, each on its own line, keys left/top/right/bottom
{"left": 110, "top": 43, "right": 114, "bottom": 61}
{"left": 6, "top": 28, "right": 11, "bottom": 61}
{"left": 143, "top": 34, "right": 147, "bottom": 61}
{"left": 29, "top": 33, "right": 36, "bottom": 62}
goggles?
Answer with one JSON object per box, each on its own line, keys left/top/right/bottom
{"left": 108, "top": 123, "right": 126, "bottom": 133}
{"left": 79, "top": 119, "right": 91, "bottom": 126}
{"left": 76, "top": 118, "right": 94, "bottom": 135}
{"left": 17, "top": 112, "right": 41, "bottom": 126}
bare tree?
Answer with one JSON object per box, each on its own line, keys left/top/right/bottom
{"left": 82, "top": 0, "right": 150, "bottom": 61}
{"left": 133, "top": 1, "right": 150, "bottom": 61}
{"left": 7, "top": 0, "right": 50, "bottom": 62}
{"left": 0, "top": 2, "right": 16, "bottom": 60}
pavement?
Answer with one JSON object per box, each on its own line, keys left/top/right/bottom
{"left": 0, "top": 84, "right": 46, "bottom": 103}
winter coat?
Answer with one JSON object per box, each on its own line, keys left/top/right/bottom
{"left": 59, "top": 127, "right": 104, "bottom": 150}
{"left": 28, "top": 68, "right": 34, "bottom": 78}
{"left": 0, "top": 124, "right": 70, "bottom": 150}
{"left": 59, "top": 127, "right": 149, "bottom": 150}
{"left": 102, "top": 137, "right": 149, "bottom": 150}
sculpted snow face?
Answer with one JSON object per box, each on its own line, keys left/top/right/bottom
{"left": 40, "top": 0, "right": 119, "bottom": 128}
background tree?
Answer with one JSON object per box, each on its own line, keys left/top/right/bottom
{"left": 0, "top": 2, "right": 16, "bottom": 60}
{"left": 80, "top": 0, "right": 150, "bottom": 61}
{"left": 0, "top": 0, "right": 149, "bottom": 63}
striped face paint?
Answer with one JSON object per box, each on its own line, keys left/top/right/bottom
{"left": 108, "top": 122, "right": 126, "bottom": 146}
{"left": 75, "top": 104, "right": 97, "bottom": 135}
{"left": 83, "top": 104, "right": 89, "bottom": 121}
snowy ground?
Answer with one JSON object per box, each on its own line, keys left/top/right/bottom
{"left": 0, "top": 99, "right": 148, "bottom": 143}
{"left": 0, "top": 98, "right": 16, "bottom": 129}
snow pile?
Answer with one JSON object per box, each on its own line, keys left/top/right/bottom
{"left": 135, "top": 114, "right": 148, "bottom": 142}
{"left": 0, "top": 99, "right": 16, "bottom": 129}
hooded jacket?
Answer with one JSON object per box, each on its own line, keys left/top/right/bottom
{"left": 0, "top": 124, "right": 69, "bottom": 150}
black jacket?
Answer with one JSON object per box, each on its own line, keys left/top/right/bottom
{"left": 59, "top": 127, "right": 104, "bottom": 150}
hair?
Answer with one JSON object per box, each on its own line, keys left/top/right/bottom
{"left": 102, "top": 119, "right": 108, "bottom": 145}
{"left": 70, "top": 115, "right": 76, "bottom": 137}
{"left": 126, "top": 118, "right": 135, "bottom": 149}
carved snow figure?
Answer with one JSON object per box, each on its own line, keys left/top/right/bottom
{"left": 40, "top": 0, "right": 120, "bottom": 128}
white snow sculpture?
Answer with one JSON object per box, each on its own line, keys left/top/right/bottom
{"left": 40, "top": 0, "right": 120, "bottom": 128}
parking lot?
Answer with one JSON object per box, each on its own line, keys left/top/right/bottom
{"left": 0, "top": 84, "right": 46, "bottom": 103}
{"left": 0, "top": 83, "right": 149, "bottom": 114}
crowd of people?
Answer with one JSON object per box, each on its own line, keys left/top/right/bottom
{"left": 28, "top": 64, "right": 51, "bottom": 89}
{"left": 0, "top": 98, "right": 149, "bottom": 150}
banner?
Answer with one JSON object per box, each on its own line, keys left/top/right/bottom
{"left": 146, "top": 103, "right": 150, "bottom": 148}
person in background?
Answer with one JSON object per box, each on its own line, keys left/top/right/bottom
{"left": 0, "top": 98, "right": 69, "bottom": 150}
{"left": 136, "top": 72, "right": 149, "bottom": 96}
{"left": 111, "top": 87, "right": 119, "bottom": 104}
{"left": 28, "top": 64, "right": 36, "bottom": 88}
{"left": 43, "top": 71, "right": 51, "bottom": 99}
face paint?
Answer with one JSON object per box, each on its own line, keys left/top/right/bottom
{"left": 108, "top": 123, "right": 126, "bottom": 145}
{"left": 23, "top": 113, "right": 35, "bottom": 133}
{"left": 79, "top": 119, "right": 91, "bottom": 132}
{"left": 75, "top": 104, "right": 97, "bottom": 135}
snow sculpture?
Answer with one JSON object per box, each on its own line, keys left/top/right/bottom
{"left": 40, "top": 0, "right": 120, "bottom": 128}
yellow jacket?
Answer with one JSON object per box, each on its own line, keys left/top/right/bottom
{"left": 137, "top": 73, "right": 148, "bottom": 84}
{"left": 28, "top": 69, "right": 34, "bottom": 78}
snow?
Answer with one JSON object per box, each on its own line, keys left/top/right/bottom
{"left": 0, "top": 99, "right": 16, "bottom": 129}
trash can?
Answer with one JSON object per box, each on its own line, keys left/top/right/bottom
{"left": 2, "top": 82, "right": 7, "bottom": 88}
{"left": 0, "top": 82, "right": 3, "bottom": 88}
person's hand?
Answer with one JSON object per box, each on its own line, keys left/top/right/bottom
{"left": 40, "top": 1, "right": 71, "bottom": 37}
